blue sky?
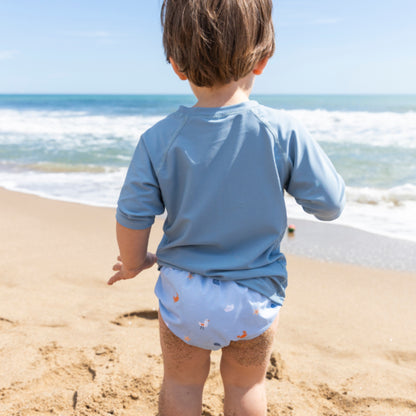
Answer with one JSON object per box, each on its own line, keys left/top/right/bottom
{"left": 0, "top": 0, "right": 415, "bottom": 94}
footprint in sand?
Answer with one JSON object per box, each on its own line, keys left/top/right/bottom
{"left": 385, "top": 350, "right": 416, "bottom": 366}
{"left": 93, "top": 344, "right": 118, "bottom": 364}
{"left": 0, "top": 317, "right": 16, "bottom": 328}
{"left": 317, "top": 383, "right": 416, "bottom": 414}
{"left": 111, "top": 309, "right": 159, "bottom": 327}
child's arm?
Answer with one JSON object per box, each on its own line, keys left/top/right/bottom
{"left": 107, "top": 222, "right": 157, "bottom": 285}
{"left": 283, "top": 119, "right": 346, "bottom": 221}
{"left": 108, "top": 134, "right": 163, "bottom": 286}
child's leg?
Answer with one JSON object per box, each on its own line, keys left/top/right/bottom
{"left": 220, "top": 315, "right": 279, "bottom": 416}
{"left": 158, "top": 314, "right": 211, "bottom": 416}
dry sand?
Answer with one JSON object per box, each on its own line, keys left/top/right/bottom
{"left": 1, "top": 188, "right": 416, "bottom": 416}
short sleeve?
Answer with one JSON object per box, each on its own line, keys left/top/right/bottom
{"left": 116, "top": 137, "right": 164, "bottom": 229}
{"left": 285, "top": 122, "right": 346, "bottom": 221}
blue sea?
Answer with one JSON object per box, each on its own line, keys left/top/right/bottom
{"left": 1, "top": 94, "right": 415, "bottom": 242}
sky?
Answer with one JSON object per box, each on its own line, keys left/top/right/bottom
{"left": 0, "top": 0, "right": 415, "bottom": 95}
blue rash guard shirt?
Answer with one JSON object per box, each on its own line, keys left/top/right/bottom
{"left": 116, "top": 100, "right": 346, "bottom": 306}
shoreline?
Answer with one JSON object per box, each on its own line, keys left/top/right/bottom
{"left": 2, "top": 186, "right": 416, "bottom": 272}
{"left": 1, "top": 187, "right": 416, "bottom": 415}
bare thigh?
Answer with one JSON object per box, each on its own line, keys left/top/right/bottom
{"left": 158, "top": 313, "right": 211, "bottom": 383}
{"left": 220, "top": 314, "right": 279, "bottom": 384}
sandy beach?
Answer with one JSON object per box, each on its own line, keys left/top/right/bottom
{"left": 1, "top": 187, "right": 415, "bottom": 416}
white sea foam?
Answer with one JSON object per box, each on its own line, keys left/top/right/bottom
{"left": 1, "top": 108, "right": 416, "bottom": 149}
{"left": 0, "top": 109, "right": 163, "bottom": 146}
{"left": 288, "top": 109, "right": 416, "bottom": 148}
{"left": 0, "top": 168, "right": 126, "bottom": 207}
{"left": 346, "top": 184, "right": 416, "bottom": 205}
{"left": 285, "top": 185, "right": 416, "bottom": 243}
{"left": 1, "top": 107, "right": 416, "bottom": 242}
{"left": 1, "top": 165, "right": 415, "bottom": 242}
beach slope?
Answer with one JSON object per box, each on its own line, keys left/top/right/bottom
{"left": 0, "top": 188, "right": 415, "bottom": 416}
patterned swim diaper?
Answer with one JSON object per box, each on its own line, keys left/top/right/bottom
{"left": 154, "top": 266, "right": 281, "bottom": 351}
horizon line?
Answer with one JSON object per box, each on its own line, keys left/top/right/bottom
{"left": 1, "top": 92, "right": 416, "bottom": 96}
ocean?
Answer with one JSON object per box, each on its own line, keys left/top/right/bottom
{"left": 1, "top": 94, "right": 415, "bottom": 243}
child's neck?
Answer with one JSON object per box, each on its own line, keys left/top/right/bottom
{"left": 190, "top": 73, "right": 255, "bottom": 108}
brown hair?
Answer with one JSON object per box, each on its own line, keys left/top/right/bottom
{"left": 161, "top": 0, "right": 275, "bottom": 87}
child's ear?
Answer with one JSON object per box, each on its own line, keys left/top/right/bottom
{"left": 253, "top": 57, "right": 269, "bottom": 75}
{"left": 169, "top": 58, "right": 188, "bottom": 81}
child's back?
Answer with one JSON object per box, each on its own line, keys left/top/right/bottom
{"left": 117, "top": 101, "right": 345, "bottom": 305}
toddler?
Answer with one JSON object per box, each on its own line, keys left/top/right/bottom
{"left": 108, "top": 1, "right": 345, "bottom": 415}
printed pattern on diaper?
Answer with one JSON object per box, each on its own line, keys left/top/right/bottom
{"left": 224, "top": 304, "right": 234, "bottom": 312}
{"left": 199, "top": 319, "right": 209, "bottom": 330}
{"left": 237, "top": 330, "right": 247, "bottom": 339}
{"left": 155, "top": 267, "right": 280, "bottom": 351}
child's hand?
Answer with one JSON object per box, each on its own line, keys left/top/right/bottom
{"left": 107, "top": 253, "right": 157, "bottom": 285}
